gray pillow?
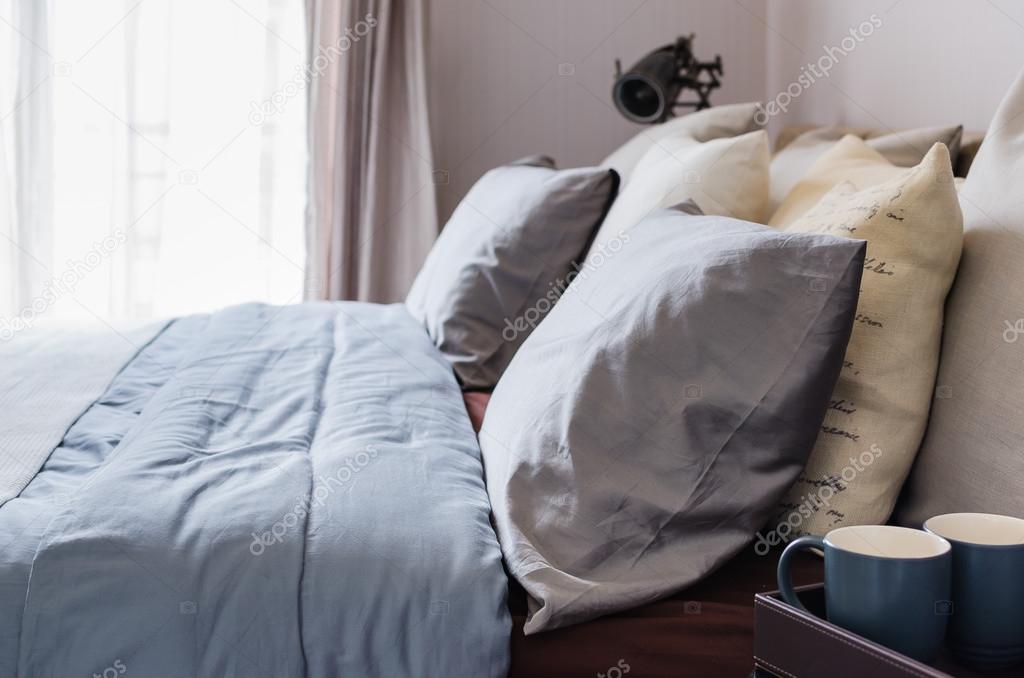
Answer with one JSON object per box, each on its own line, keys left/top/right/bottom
{"left": 406, "top": 157, "right": 618, "bottom": 389}
{"left": 479, "top": 207, "right": 865, "bottom": 633}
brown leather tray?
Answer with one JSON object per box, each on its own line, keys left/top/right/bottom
{"left": 754, "top": 585, "right": 1022, "bottom": 678}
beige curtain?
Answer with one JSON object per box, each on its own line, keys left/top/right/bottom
{"left": 305, "top": 0, "right": 437, "bottom": 302}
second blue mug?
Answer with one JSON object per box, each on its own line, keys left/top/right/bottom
{"left": 924, "top": 512, "right": 1024, "bottom": 670}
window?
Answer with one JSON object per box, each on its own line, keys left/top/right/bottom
{"left": 1, "top": 0, "right": 306, "bottom": 335}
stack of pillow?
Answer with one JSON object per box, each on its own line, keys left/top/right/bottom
{"left": 405, "top": 86, "right": 988, "bottom": 632}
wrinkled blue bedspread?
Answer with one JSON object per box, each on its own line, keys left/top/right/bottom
{"left": 0, "top": 302, "right": 510, "bottom": 678}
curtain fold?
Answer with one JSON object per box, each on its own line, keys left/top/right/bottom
{"left": 305, "top": 0, "right": 437, "bottom": 303}
{"left": 1, "top": 0, "right": 53, "bottom": 316}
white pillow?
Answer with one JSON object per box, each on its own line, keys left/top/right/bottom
{"left": 588, "top": 130, "right": 770, "bottom": 259}
{"left": 601, "top": 102, "right": 763, "bottom": 182}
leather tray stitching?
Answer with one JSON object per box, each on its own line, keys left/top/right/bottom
{"left": 753, "top": 654, "right": 799, "bottom": 677}
{"left": 755, "top": 598, "right": 935, "bottom": 677}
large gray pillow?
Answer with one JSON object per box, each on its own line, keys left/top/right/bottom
{"left": 894, "top": 68, "right": 1024, "bottom": 526}
{"left": 406, "top": 156, "right": 618, "bottom": 389}
{"left": 479, "top": 207, "right": 865, "bottom": 633}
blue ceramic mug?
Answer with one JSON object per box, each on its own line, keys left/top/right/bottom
{"left": 778, "top": 525, "right": 952, "bottom": 664}
{"left": 924, "top": 512, "right": 1024, "bottom": 670}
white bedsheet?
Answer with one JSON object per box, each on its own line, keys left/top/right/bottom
{"left": 0, "top": 322, "right": 164, "bottom": 505}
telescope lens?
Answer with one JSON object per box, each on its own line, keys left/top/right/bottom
{"left": 614, "top": 75, "right": 665, "bottom": 123}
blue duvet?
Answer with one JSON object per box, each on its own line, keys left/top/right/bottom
{"left": 0, "top": 302, "right": 510, "bottom": 678}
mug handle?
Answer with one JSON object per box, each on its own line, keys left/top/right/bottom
{"left": 777, "top": 535, "right": 825, "bottom": 613}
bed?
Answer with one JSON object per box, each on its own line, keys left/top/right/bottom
{"left": 0, "top": 116, "right": 993, "bottom": 677}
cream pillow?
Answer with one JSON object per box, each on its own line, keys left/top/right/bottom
{"left": 600, "top": 102, "right": 762, "bottom": 182}
{"left": 588, "top": 130, "right": 769, "bottom": 258}
{"left": 769, "top": 135, "right": 908, "bottom": 228}
{"left": 769, "top": 125, "right": 963, "bottom": 214}
{"left": 776, "top": 143, "right": 963, "bottom": 536}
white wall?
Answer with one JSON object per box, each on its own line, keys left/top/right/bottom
{"left": 761, "top": 0, "right": 1024, "bottom": 135}
{"left": 426, "top": 0, "right": 1024, "bottom": 223}
{"left": 426, "top": 0, "right": 767, "bottom": 221}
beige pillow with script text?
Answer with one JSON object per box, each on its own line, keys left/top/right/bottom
{"left": 777, "top": 141, "right": 963, "bottom": 534}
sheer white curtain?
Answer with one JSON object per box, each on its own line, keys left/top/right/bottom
{"left": 0, "top": 0, "right": 306, "bottom": 337}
